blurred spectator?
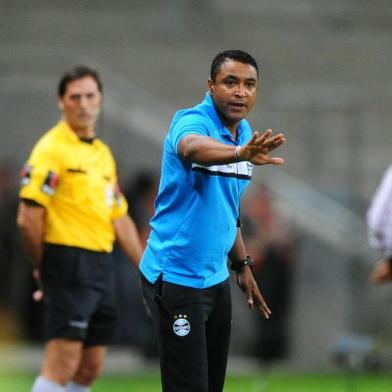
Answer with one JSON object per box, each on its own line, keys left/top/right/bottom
{"left": 112, "top": 171, "right": 158, "bottom": 357}
{"left": 0, "top": 163, "right": 19, "bottom": 341}
{"left": 367, "top": 163, "right": 392, "bottom": 283}
{"left": 123, "top": 171, "right": 158, "bottom": 247}
{"left": 241, "top": 184, "right": 297, "bottom": 361}
{"left": 0, "top": 162, "right": 47, "bottom": 343}
{"left": 0, "top": 164, "right": 18, "bottom": 303}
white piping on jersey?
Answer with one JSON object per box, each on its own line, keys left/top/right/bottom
{"left": 191, "top": 161, "right": 253, "bottom": 180}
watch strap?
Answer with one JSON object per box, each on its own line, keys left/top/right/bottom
{"left": 230, "top": 255, "right": 254, "bottom": 272}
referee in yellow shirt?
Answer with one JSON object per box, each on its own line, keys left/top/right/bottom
{"left": 17, "top": 65, "right": 143, "bottom": 392}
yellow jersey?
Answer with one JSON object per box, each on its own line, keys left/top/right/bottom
{"left": 19, "top": 121, "right": 128, "bottom": 252}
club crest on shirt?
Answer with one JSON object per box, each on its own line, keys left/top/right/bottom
{"left": 173, "top": 314, "right": 190, "bottom": 337}
{"left": 41, "top": 171, "right": 59, "bottom": 195}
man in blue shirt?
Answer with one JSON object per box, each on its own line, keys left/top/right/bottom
{"left": 140, "top": 50, "right": 286, "bottom": 392}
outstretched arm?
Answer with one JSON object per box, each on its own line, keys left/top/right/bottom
{"left": 113, "top": 214, "right": 143, "bottom": 268}
{"left": 229, "top": 228, "right": 271, "bottom": 319}
{"left": 178, "top": 129, "right": 285, "bottom": 166}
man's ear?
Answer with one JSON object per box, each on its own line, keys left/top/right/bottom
{"left": 207, "top": 78, "right": 213, "bottom": 95}
{"left": 57, "top": 98, "right": 64, "bottom": 111}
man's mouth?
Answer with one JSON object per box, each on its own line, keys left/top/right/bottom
{"left": 78, "top": 113, "right": 91, "bottom": 120}
{"left": 229, "top": 102, "right": 246, "bottom": 111}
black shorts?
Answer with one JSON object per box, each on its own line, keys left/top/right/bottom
{"left": 41, "top": 244, "right": 118, "bottom": 346}
{"left": 141, "top": 273, "right": 232, "bottom": 392}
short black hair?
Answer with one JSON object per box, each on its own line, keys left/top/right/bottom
{"left": 58, "top": 65, "right": 103, "bottom": 97}
{"left": 210, "top": 50, "right": 259, "bottom": 82}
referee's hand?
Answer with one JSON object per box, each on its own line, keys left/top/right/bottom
{"left": 32, "top": 268, "right": 44, "bottom": 302}
{"left": 235, "top": 266, "right": 271, "bottom": 319}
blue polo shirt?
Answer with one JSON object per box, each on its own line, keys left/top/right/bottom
{"left": 139, "top": 93, "right": 253, "bottom": 288}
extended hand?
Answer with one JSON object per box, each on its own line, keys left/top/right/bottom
{"left": 371, "top": 258, "right": 392, "bottom": 284}
{"left": 236, "top": 266, "right": 271, "bottom": 319}
{"left": 237, "top": 129, "right": 285, "bottom": 165}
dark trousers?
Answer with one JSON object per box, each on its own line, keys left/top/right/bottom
{"left": 141, "top": 274, "right": 232, "bottom": 392}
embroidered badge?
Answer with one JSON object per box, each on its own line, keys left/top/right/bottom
{"left": 113, "top": 183, "right": 123, "bottom": 207}
{"left": 20, "top": 164, "right": 32, "bottom": 186}
{"left": 41, "top": 171, "right": 59, "bottom": 195}
{"left": 173, "top": 314, "right": 190, "bottom": 337}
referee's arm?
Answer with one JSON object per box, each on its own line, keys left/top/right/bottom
{"left": 16, "top": 199, "right": 46, "bottom": 267}
{"left": 113, "top": 214, "right": 143, "bottom": 267}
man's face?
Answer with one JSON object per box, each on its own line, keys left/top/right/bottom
{"left": 58, "top": 76, "right": 102, "bottom": 134}
{"left": 208, "top": 59, "right": 258, "bottom": 129}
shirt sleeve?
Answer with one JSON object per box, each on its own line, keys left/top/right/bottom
{"left": 108, "top": 150, "right": 128, "bottom": 220}
{"left": 367, "top": 164, "right": 392, "bottom": 257}
{"left": 19, "top": 142, "right": 61, "bottom": 208}
{"left": 170, "top": 114, "right": 209, "bottom": 154}
{"left": 112, "top": 181, "right": 128, "bottom": 220}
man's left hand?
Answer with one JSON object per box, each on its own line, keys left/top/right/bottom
{"left": 238, "top": 129, "right": 285, "bottom": 166}
{"left": 235, "top": 266, "right": 271, "bottom": 319}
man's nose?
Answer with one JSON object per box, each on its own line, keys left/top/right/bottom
{"left": 79, "top": 96, "right": 88, "bottom": 108}
{"left": 235, "top": 84, "right": 245, "bottom": 97}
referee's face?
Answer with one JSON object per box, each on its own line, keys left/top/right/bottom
{"left": 58, "top": 76, "right": 102, "bottom": 137}
{"left": 208, "top": 59, "right": 258, "bottom": 132}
